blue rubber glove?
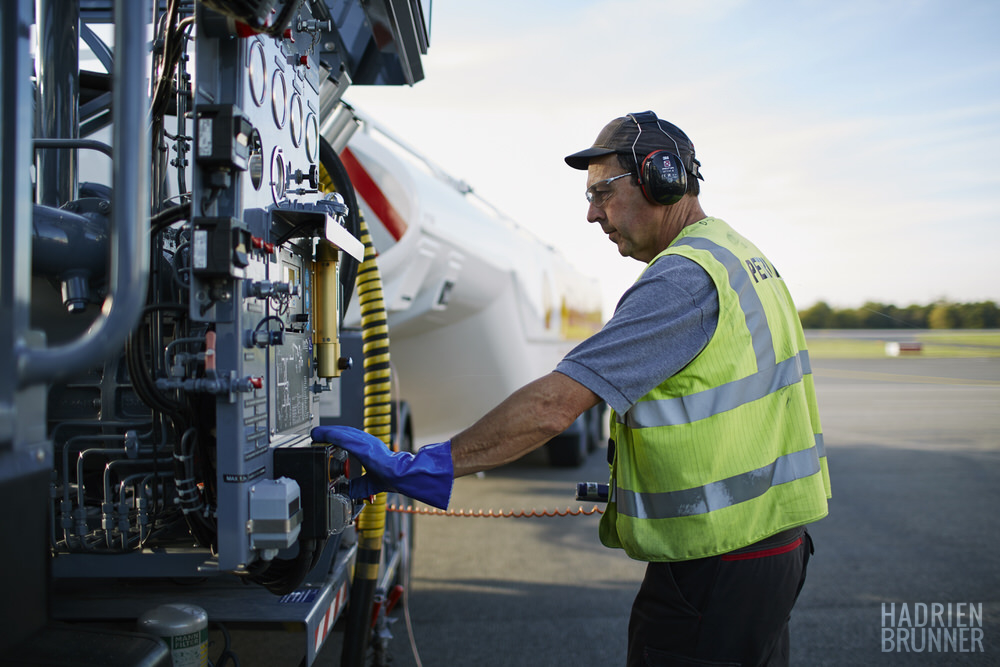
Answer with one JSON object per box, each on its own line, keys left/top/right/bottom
{"left": 311, "top": 425, "right": 453, "bottom": 510}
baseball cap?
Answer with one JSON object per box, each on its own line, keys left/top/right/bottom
{"left": 564, "top": 111, "right": 703, "bottom": 180}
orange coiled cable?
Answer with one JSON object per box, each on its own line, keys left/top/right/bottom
{"left": 386, "top": 504, "right": 605, "bottom": 518}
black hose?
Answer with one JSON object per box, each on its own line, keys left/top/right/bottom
{"left": 265, "top": 0, "right": 306, "bottom": 37}
{"left": 151, "top": 201, "right": 191, "bottom": 234}
{"left": 318, "top": 136, "right": 361, "bottom": 315}
{"left": 252, "top": 540, "right": 318, "bottom": 596}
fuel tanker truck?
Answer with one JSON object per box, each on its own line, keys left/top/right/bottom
{"left": 325, "top": 106, "right": 605, "bottom": 464}
{"left": 0, "top": 0, "right": 602, "bottom": 665}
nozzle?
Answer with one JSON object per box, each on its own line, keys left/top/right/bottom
{"left": 576, "top": 482, "right": 609, "bottom": 503}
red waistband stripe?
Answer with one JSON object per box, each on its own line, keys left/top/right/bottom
{"left": 720, "top": 537, "right": 802, "bottom": 561}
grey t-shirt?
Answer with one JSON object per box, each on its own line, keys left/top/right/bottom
{"left": 555, "top": 254, "right": 720, "bottom": 415}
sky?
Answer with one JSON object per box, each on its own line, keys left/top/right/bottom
{"left": 346, "top": 0, "right": 1000, "bottom": 316}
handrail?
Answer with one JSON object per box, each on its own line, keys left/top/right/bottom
{"left": 18, "top": 0, "right": 150, "bottom": 388}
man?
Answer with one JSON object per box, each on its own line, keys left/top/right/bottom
{"left": 312, "top": 111, "right": 831, "bottom": 666}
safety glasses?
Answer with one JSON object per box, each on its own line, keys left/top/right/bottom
{"left": 585, "top": 172, "right": 632, "bottom": 207}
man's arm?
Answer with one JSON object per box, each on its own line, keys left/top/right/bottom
{"left": 450, "top": 371, "right": 601, "bottom": 478}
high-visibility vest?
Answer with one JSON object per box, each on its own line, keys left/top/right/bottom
{"left": 600, "top": 217, "right": 831, "bottom": 562}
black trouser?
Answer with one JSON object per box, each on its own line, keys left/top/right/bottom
{"left": 627, "top": 528, "right": 813, "bottom": 667}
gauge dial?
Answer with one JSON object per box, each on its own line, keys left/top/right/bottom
{"left": 271, "top": 146, "right": 286, "bottom": 203}
{"left": 248, "top": 128, "right": 263, "bottom": 190}
{"left": 305, "top": 113, "right": 319, "bottom": 164}
{"left": 248, "top": 40, "right": 266, "bottom": 107}
{"left": 289, "top": 93, "right": 303, "bottom": 147}
{"left": 271, "top": 69, "right": 287, "bottom": 128}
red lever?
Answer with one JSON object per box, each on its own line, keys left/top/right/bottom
{"left": 385, "top": 585, "right": 404, "bottom": 615}
{"left": 251, "top": 237, "right": 276, "bottom": 254}
{"left": 234, "top": 21, "right": 261, "bottom": 38}
{"left": 249, "top": 377, "right": 263, "bottom": 389}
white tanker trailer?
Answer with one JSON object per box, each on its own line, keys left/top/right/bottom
{"left": 323, "top": 103, "right": 606, "bottom": 466}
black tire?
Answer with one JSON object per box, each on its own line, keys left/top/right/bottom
{"left": 588, "top": 404, "right": 608, "bottom": 453}
{"left": 547, "top": 430, "right": 587, "bottom": 467}
{"left": 384, "top": 426, "right": 415, "bottom": 590}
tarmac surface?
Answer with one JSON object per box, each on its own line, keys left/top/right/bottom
{"left": 243, "top": 355, "right": 1000, "bottom": 666}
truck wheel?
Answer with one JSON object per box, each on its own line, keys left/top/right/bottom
{"left": 586, "top": 405, "right": 605, "bottom": 453}
{"left": 385, "top": 428, "right": 415, "bottom": 590}
{"left": 547, "top": 430, "right": 586, "bottom": 467}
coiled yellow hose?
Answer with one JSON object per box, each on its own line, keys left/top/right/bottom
{"left": 319, "top": 159, "right": 392, "bottom": 665}
{"left": 354, "top": 211, "right": 391, "bottom": 571}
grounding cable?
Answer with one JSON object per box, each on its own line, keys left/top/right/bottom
{"left": 386, "top": 504, "right": 604, "bottom": 518}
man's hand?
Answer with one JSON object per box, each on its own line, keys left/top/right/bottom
{"left": 311, "top": 425, "right": 453, "bottom": 510}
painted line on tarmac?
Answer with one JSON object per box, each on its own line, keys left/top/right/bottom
{"left": 812, "top": 367, "right": 1000, "bottom": 386}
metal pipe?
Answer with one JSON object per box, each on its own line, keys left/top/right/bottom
{"left": 34, "top": 0, "right": 79, "bottom": 207}
{"left": 34, "top": 138, "right": 113, "bottom": 159}
{"left": 1, "top": 0, "right": 35, "bottom": 396}
{"left": 318, "top": 97, "right": 360, "bottom": 154}
{"left": 80, "top": 21, "right": 113, "bottom": 73}
{"left": 76, "top": 448, "right": 126, "bottom": 509}
{"left": 103, "top": 457, "right": 171, "bottom": 547}
{"left": 138, "top": 470, "right": 175, "bottom": 543}
{"left": 60, "top": 434, "right": 124, "bottom": 510}
{"left": 18, "top": 0, "right": 151, "bottom": 388}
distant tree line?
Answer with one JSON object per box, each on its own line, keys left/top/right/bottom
{"left": 798, "top": 300, "right": 1000, "bottom": 329}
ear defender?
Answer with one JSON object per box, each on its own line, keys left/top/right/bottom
{"left": 627, "top": 111, "right": 690, "bottom": 206}
{"left": 638, "top": 149, "right": 687, "bottom": 206}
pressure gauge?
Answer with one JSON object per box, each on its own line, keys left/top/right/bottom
{"left": 248, "top": 40, "right": 266, "bottom": 107}
{"left": 248, "top": 128, "right": 264, "bottom": 190}
{"left": 271, "top": 146, "right": 286, "bottom": 203}
{"left": 289, "top": 93, "right": 303, "bottom": 147}
{"left": 305, "top": 113, "right": 319, "bottom": 164}
{"left": 271, "top": 69, "right": 287, "bottom": 128}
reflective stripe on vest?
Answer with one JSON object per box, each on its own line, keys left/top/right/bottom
{"left": 618, "top": 234, "right": 791, "bottom": 430}
{"left": 617, "top": 440, "right": 823, "bottom": 519}
{"left": 624, "top": 349, "right": 808, "bottom": 428}
{"left": 613, "top": 230, "right": 825, "bottom": 521}
{"left": 679, "top": 236, "right": 775, "bottom": 369}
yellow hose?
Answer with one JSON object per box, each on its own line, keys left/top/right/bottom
{"left": 354, "top": 212, "right": 391, "bottom": 573}
{"left": 318, "top": 158, "right": 392, "bottom": 664}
